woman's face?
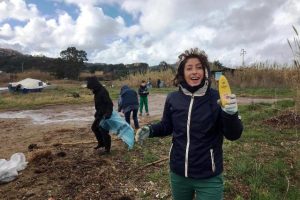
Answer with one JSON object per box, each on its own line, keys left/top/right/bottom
{"left": 183, "top": 58, "right": 204, "bottom": 86}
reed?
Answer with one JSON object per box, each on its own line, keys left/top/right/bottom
{"left": 287, "top": 25, "right": 300, "bottom": 114}
{"left": 227, "top": 63, "right": 296, "bottom": 89}
{"left": 116, "top": 64, "right": 297, "bottom": 90}
{"left": 113, "top": 69, "right": 175, "bottom": 87}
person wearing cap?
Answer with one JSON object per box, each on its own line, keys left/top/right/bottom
{"left": 86, "top": 76, "right": 113, "bottom": 154}
{"left": 135, "top": 48, "right": 243, "bottom": 200}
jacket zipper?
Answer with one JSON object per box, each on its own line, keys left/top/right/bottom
{"left": 169, "top": 143, "right": 173, "bottom": 159}
{"left": 185, "top": 94, "right": 194, "bottom": 177}
{"left": 210, "top": 149, "right": 216, "bottom": 173}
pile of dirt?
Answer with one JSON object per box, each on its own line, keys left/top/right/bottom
{"left": 263, "top": 111, "right": 300, "bottom": 129}
{"left": 0, "top": 143, "right": 137, "bottom": 200}
{"left": 0, "top": 133, "right": 172, "bottom": 200}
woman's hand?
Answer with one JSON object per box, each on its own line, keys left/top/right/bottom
{"left": 220, "top": 94, "right": 238, "bottom": 115}
{"left": 135, "top": 126, "right": 150, "bottom": 145}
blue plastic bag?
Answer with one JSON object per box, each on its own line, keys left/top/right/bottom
{"left": 99, "top": 111, "right": 134, "bottom": 149}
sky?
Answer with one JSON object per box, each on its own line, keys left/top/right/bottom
{"left": 0, "top": 0, "right": 300, "bottom": 67}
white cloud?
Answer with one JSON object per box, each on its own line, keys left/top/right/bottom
{"left": 0, "top": 0, "right": 299, "bottom": 66}
{"left": 0, "top": 0, "right": 39, "bottom": 22}
{"left": 0, "top": 23, "right": 14, "bottom": 38}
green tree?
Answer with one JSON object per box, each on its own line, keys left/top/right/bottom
{"left": 58, "top": 47, "right": 88, "bottom": 79}
{"left": 159, "top": 61, "right": 168, "bottom": 71}
{"left": 213, "top": 60, "right": 225, "bottom": 68}
{"left": 60, "top": 47, "right": 88, "bottom": 63}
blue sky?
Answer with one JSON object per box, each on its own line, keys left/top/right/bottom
{"left": 0, "top": 0, "right": 300, "bottom": 66}
{"left": 26, "top": 0, "right": 136, "bottom": 26}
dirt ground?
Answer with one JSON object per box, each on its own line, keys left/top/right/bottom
{"left": 0, "top": 94, "right": 293, "bottom": 199}
{"left": 0, "top": 94, "right": 167, "bottom": 200}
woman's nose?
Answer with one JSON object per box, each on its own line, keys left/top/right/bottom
{"left": 192, "top": 67, "right": 198, "bottom": 73}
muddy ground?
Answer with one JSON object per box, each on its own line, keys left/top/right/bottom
{"left": 0, "top": 94, "right": 294, "bottom": 199}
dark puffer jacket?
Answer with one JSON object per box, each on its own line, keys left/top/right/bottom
{"left": 150, "top": 86, "right": 243, "bottom": 179}
{"left": 86, "top": 77, "right": 113, "bottom": 120}
{"left": 118, "top": 85, "right": 139, "bottom": 113}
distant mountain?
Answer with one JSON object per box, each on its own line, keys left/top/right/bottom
{"left": 0, "top": 48, "right": 23, "bottom": 57}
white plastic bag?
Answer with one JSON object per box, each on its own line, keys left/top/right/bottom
{"left": 0, "top": 153, "right": 28, "bottom": 183}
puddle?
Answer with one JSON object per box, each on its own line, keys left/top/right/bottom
{"left": 0, "top": 87, "right": 8, "bottom": 93}
{"left": 0, "top": 107, "right": 94, "bottom": 125}
{"left": 0, "top": 94, "right": 166, "bottom": 125}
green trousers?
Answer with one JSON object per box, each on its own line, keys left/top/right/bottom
{"left": 139, "top": 96, "right": 148, "bottom": 113}
{"left": 170, "top": 171, "right": 224, "bottom": 200}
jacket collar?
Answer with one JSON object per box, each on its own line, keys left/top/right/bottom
{"left": 179, "top": 79, "right": 209, "bottom": 97}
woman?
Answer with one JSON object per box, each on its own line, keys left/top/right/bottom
{"left": 135, "top": 48, "right": 243, "bottom": 199}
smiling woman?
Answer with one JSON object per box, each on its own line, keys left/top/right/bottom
{"left": 135, "top": 48, "right": 243, "bottom": 200}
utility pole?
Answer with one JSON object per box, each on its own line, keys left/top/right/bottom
{"left": 240, "top": 49, "right": 246, "bottom": 67}
{"left": 21, "top": 62, "right": 24, "bottom": 72}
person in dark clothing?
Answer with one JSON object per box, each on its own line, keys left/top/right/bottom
{"left": 86, "top": 77, "right": 113, "bottom": 154}
{"left": 157, "top": 79, "right": 161, "bottom": 88}
{"left": 138, "top": 80, "right": 149, "bottom": 116}
{"left": 135, "top": 48, "right": 243, "bottom": 200}
{"left": 118, "top": 85, "right": 139, "bottom": 129}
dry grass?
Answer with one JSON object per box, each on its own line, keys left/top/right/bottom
{"left": 113, "top": 69, "right": 175, "bottom": 87}
{"left": 28, "top": 149, "right": 53, "bottom": 162}
{"left": 227, "top": 64, "right": 298, "bottom": 89}
{"left": 114, "top": 64, "right": 298, "bottom": 90}
{"left": 287, "top": 25, "right": 300, "bottom": 114}
{"left": 1, "top": 63, "right": 298, "bottom": 90}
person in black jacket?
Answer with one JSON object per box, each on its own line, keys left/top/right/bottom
{"left": 86, "top": 77, "right": 113, "bottom": 154}
{"left": 118, "top": 85, "right": 139, "bottom": 129}
{"left": 135, "top": 48, "right": 243, "bottom": 200}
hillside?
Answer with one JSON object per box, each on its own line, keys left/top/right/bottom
{"left": 0, "top": 48, "right": 23, "bottom": 57}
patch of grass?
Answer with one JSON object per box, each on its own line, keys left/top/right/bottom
{"left": 142, "top": 149, "right": 160, "bottom": 164}
{"left": 275, "top": 99, "right": 295, "bottom": 108}
{"left": 222, "top": 99, "right": 300, "bottom": 199}
{"left": 0, "top": 82, "right": 176, "bottom": 110}
{"left": 233, "top": 87, "right": 294, "bottom": 98}
{"left": 0, "top": 85, "right": 92, "bottom": 110}
{"left": 146, "top": 168, "right": 169, "bottom": 183}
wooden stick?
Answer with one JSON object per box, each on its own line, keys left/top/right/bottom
{"left": 55, "top": 141, "right": 96, "bottom": 146}
{"left": 139, "top": 157, "right": 169, "bottom": 170}
{"left": 283, "top": 175, "right": 290, "bottom": 200}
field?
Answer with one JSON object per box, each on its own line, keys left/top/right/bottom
{"left": 0, "top": 79, "right": 299, "bottom": 199}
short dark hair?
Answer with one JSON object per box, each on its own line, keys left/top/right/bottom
{"left": 173, "top": 48, "right": 210, "bottom": 86}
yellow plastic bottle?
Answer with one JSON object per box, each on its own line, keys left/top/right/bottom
{"left": 218, "top": 75, "right": 232, "bottom": 107}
